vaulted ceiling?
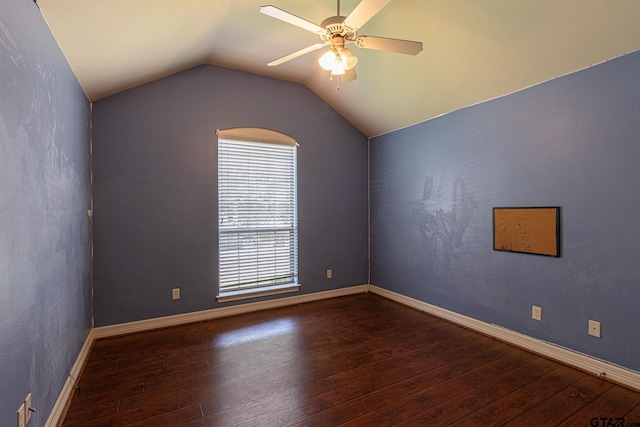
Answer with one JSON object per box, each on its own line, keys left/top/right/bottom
{"left": 38, "top": 0, "right": 640, "bottom": 137}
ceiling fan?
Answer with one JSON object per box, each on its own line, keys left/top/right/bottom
{"left": 260, "top": 0, "right": 423, "bottom": 84}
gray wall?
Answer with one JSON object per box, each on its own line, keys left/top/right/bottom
{"left": 92, "top": 65, "right": 369, "bottom": 326}
{"left": 371, "top": 50, "right": 640, "bottom": 372}
{"left": 0, "top": 2, "right": 92, "bottom": 426}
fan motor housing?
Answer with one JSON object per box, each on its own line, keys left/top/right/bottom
{"left": 321, "top": 15, "right": 345, "bottom": 32}
{"left": 320, "top": 15, "right": 355, "bottom": 41}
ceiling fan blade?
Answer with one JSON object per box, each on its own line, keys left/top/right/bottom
{"left": 355, "top": 35, "right": 423, "bottom": 55}
{"left": 343, "top": 0, "right": 391, "bottom": 31}
{"left": 260, "top": 5, "right": 325, "bottom": 34}
{"left": 267, "top": 43, "right": 327, "bottom": 67}
{"left": 342, "top": 68, "right": 357, "bottom": 83}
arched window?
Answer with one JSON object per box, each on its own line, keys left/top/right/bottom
{"left": 216, "top": 128, "right": 299, "bottom": 302}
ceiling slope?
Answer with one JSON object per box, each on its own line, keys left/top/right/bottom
{"left": 38, "top": 0, "right": 640, "bottom": 137}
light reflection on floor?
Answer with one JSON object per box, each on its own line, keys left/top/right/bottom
{"left": 215, "top": 318, "right": 297, "bottom": 347}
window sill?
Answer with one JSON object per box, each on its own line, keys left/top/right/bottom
{"left": 217, "top": 283, "right": 301, "bottom": 303}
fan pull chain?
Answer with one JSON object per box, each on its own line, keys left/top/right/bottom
{"left": 329, "top": 74, "right": 341, "bottom": 90}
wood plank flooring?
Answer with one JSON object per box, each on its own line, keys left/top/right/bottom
{"left": 61, "top": 293, "right": 640, "bottom": 426}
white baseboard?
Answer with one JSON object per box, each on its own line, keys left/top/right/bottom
{"left": 45, "top": 329, "right": 94, "bottom": 427}
{"left": 92, "top": 285, "right": 370, "bottom": 339}
{"left": 368, "top": 285, "right": 640, "bottom": 391}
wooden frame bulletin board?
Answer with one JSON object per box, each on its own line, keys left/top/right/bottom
{"left": 493, "top": 207, "right": 561, "bottom": 257}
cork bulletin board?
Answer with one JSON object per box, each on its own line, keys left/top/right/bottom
{"left": 493, "top": 207, "right": 561, "bottom": 257}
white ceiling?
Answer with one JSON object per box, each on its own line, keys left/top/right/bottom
{"left": 38, "top": 0, "right": 640, "bottom": 137}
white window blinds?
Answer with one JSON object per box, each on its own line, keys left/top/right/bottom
{"left": 217, "top": 128, "right": 298, "bottom": 295}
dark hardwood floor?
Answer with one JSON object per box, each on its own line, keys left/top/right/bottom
{"left": 62, "top": 293, "right": 640, "bottom": 426}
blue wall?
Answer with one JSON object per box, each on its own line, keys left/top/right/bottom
{"left": 371, "top": 50, "right": 640, "bottom": 372}
{"left": 0, "top": 2, "right": 91, "bottom": 425}
{"left": 91, "top": 65, "right": 369, "bottom": 326}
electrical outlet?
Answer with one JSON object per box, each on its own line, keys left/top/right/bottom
{"left": 326, "top": 269, "right": 332, "bottom": 279}
{"left": 24, "top": 393, "right": 32, "bottom": 424}
{"left": 532, "top": 305, "right": 542, "bottom": 321}
{"left": 172, "top": 288, "right": 180, "bottom": 300}
{"left": 17, "top": 403, "right": 25, "bottom": 427}
{"left": 589, "top": 320, "right": 601, "bottom": 338}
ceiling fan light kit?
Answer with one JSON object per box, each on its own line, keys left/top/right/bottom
{"left": 319, "top": 37, "right": 358, "bottom": 76}
{"left": 260, "top": 0, "right": 422, "bottom": 86}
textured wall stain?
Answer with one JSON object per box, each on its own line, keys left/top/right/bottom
{"left": 0, "top": 20, "right": 25, "bottom": 67}
{"left": 374, "top": 175, "right": 477, "bottom": 283}
{"left": 1, "top": 7, "right": 91, "bottom": 425}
